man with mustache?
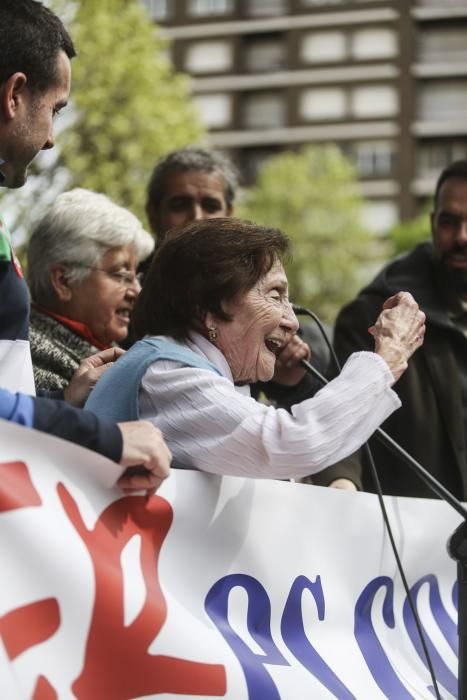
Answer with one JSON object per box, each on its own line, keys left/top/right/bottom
{"left": 334, "top": 160, "right": 467, "bottom": 499}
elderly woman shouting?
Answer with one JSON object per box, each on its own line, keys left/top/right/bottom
{"left": 87, "top": 218, "right": 425, "bottom": 480}
{"left": 27, "top": 188, "right": 154, "bottom": 392}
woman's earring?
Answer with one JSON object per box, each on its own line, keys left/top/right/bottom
{"left": 208, "top": 327, "right": 218, "bottom": 343}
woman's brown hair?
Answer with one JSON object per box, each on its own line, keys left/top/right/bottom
{"left": 133, "top": 217, "right": 290, "bottom": 340}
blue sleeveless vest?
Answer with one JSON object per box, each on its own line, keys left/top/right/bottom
{"left": 85, "top": 337, "right": 222, "bottom": 424}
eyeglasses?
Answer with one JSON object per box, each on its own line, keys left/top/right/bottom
{"left": 74, "top": 265, "right": 140, "bottom": 288}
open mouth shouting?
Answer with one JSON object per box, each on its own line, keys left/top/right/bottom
{"left": 265, "top": 337, "right": 284, "bottom": 357}
{"left": 116, "top": 307, "right": 132, "bottom": 324}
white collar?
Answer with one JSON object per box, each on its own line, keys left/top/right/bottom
{"left": 186, "top": 330, "right": 251, "bottom": 397}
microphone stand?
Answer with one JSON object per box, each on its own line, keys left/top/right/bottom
{"left": 299, "top": 356, "right": 467, "bottom": 697}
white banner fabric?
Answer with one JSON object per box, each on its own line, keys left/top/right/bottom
{"left": 0, "top": 340, "right": 35, "bottom": 395}
{"left": 0, "top": 420, "right": 462, "bottom": 700}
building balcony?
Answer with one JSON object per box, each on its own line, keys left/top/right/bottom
{"left": 412, "top": 62, "right": 467, "bottom": 78}
{"left": 205, "top": 121, "right": 399, "bottom": 148}
{"left": 161, "top": 8, "right": 399, "bottom": 39}
{"left": 190, "top": 64, "right": 398, "bottom": 92}
{"left": 411, "top": 175, "right": 437, "bottom": 197}
{"left": 412, "top": 5, "right": 467, "bottom": 21}
{"left": 412, "top": 120, "right": 467, "bottom": 137}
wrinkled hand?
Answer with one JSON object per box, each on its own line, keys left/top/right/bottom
{"left": 272, "top": 334, "right": 312, "bottom": 386}
{"left": 63, "top": 347, "right": 125, "bottom": 407}
{"left": 328, "top": 478, "right": 357, "bottom": 491}
{"left": 369, "top": 291, "right": 425, "bottom": 382}
{"left": 117, "top": 421, "right": 171, "bottom": 495}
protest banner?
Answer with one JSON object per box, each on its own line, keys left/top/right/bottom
{"left": 0, "top": 420, "right": 461, "bottom": 699}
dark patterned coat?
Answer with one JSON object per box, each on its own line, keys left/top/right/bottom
{"left": 29, "top": 308, "right": 99, "bottom": 391}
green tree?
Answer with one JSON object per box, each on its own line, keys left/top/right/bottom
{"left": 238, "top": 145, "right": 381, "bottom": 323}
{"left": 389, "top": 201, "right": 432, "bottom": 256}
{"left": 1, "top": 0, "right": 203, "bottom": 243}
{"left": 61, "top": 0, "right": 203, "bottom": 221}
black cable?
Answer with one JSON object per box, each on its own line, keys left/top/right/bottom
{"left": 293, "top": 305, "right": 442, "bottom": 700}
{"left": 292, "top": 304, "right": 339, "bottom": 374}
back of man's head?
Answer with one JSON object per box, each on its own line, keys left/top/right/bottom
{"left": 0, "top": 0, "right": 76, "bottom": 93}
{"left": 146, "top": 147, "right": 238, "bottom": 212}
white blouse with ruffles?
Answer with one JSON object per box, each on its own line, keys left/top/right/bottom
{"left": 139, "top": 331, "right": 400, "bottom": 479}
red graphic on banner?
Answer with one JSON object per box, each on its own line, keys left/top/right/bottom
{"left": 0, "top": 461, "right": 42, "bottom": 512}
{"left": 0, "top": 599, "right": 60, "bottom": 660}
{"left": 58, "top": 484, "right": 227, "bottom": 699}
{"left": 0, "top": 461, "right": 59, "bottom": 695}
{"left": 32, "top": 676, "right": 58, "bottom": 700}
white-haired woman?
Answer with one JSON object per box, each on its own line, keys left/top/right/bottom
{"left": 27, "top": 188, "right": 154, "bottom": 392}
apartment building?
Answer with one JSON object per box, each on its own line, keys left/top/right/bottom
{"left": 140, "top": 0, "right": 467, "bottom": 231}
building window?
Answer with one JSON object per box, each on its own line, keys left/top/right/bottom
{"left": 187, "top": 0, "right": 233, "bottom": 17}
{"left": 362, "top": 201, "right": 398, "bottom": 235}
{"left": 302, "top": 0, "right": 345, "bottom": 6}
{"left": 302, "top": 0, "right": 385, "bottom": 4}
{"left": 417, "top": 141, "right": 467, "bottom": 179}
{"left": 241, "top": 147, "right": 281, "bottom": 183}
{"left": 245, "top": 0, "right": 287, "bottom": 17}
{"left": 139, "top": 0, "right": 170, "bottom": 20}
{"left": 193, "top": 93, "right": 232, "bottom": 129}
{"left": 351, "top": 28, "right": 397, "bottom": 61}
{"left": 243, "top": 92, "right": 286, "bottom": 129}
{"left": 185, "top": 41, "right": 233, "bottom": 74}
{"left": 417, "top": 142, "right": 467, "bottom": 178}
{"left": 417, "top": 81, "right": 467, "bottom": 122}
{"left": 354, "top": 141, "right": 394, "bottom": 177}
{"left": 300, "top": 88, "right": 346, "bottom": 121}
{"left": 301, "top": 31, "right": 347, "bottom": 64}
{"left": 351, "top": 85, "right": 398, "bottom": 118}
{"left": 417, "top": 29, "right": 467, "bottom": 64}
{"left": 416, "top": 0, "right": 467, "bottom": 6}
{"left": 244, "top": 36, "right": 286, "bottom": 73}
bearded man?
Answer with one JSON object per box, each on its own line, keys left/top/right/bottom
{"left": 335, "top": 160, "right": 467, "bottom": 499}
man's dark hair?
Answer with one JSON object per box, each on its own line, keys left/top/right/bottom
{"left": 434, "top": 160, "right": 467, "bottom": 209}
{"left": 133, "top": 217, "right": 289, "bottom": 341}
{"left": 146, "top": 147, "right": 238, "bottom": 210}
{"left": 0, "top": 0, "right": 76, "bottom": 93}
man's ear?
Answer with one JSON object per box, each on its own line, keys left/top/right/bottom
{"left": 49, "top": 264, "right": 73, "bottom": 303}
{"left": 0, "top": 73, "right": 28, "bottom": 121}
